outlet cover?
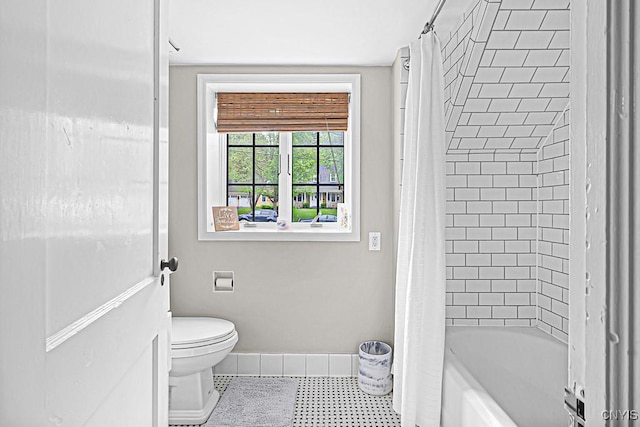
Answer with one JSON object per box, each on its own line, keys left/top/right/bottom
{"left": 369, "top": 232, "right": 381, "bottom": 251}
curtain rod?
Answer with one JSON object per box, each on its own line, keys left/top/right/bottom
{"left": 420, "top": 0, "right": 448, "bottom": 37}
{"left": 403, "top": 0, "right": 448, "bottom": 70}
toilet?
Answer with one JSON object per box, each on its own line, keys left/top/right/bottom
{"left": 169, "top": 317, "right": 238, "bottom": 425}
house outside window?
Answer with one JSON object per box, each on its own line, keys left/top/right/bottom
{"left": 225, "top": 131, "right": 344, "bottom": 222}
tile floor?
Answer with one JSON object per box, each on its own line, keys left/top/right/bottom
{"left": 171, "top": 376, "right": 401, "bottom": 427}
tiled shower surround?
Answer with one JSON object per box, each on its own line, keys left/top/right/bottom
{"left": 536, "top": 107, "right": 570, "bottom": 342}
{"left": 445, "top": 152, "right": 539, "bottom": 326}
{"left": 393, "top": 0, "right": 570, "bottom": 342}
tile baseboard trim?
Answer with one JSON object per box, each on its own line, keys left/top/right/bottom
{"left": 214, "top": 353, "right": 359, "bottom": 378}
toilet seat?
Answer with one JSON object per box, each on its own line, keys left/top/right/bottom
{"left": 171, "top": 317, "right": 238, "bottom": 358}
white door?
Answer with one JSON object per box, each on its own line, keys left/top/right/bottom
{"left": 0, "top": 0, "right": 171, "bottom": 425}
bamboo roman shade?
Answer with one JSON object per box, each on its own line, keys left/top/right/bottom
{"left": 216, "top": 92, "right": 349, "bottom": 133}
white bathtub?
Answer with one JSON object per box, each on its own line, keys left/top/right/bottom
{"left": 441, "top": 327, "right": 568, "bottom": 427}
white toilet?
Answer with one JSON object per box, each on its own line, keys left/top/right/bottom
{"left": 169, "top": 317, "right": 238, "bottom": 425}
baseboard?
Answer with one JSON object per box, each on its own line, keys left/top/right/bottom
{"left": 214, "top": 353, "right": 359, "bottom": 377}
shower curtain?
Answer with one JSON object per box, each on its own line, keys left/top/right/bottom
{"left": 393, "top": 32, "right": 446, "bottom": 427}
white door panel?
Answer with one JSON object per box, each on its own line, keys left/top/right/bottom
{"left": 45, "top": 0, "right": 156, "bottom": 336}
{"left": 0, "top": 0, "right": 170, "bottom": 425}
{"left": 0, "top": 1, "right": 49, "bottom": 424}
{"left": 86, "top": 343, "right": 154, "bottom": 427}
{"left": 46, "top": 280, "right": 167, "bottom": 425}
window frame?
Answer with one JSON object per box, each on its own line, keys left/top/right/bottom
{"left": 225, "top": 132, "right": 281, "bottom": 222}
{"left": 289, "top": 130, "right": 345, "bottom": 223}
{"left": 197, "top": 74, "right": 361, "bottom": 241}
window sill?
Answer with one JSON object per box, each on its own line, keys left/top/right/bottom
{"left": 198, "top": 225, "right": 359, "bottom": 242}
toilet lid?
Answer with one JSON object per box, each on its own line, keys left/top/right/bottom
{"left": 171, "top": 317, "right": 236, "bottom": 349}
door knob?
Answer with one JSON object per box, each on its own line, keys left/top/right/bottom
{"left": 160, "top": 257, "right": 179, "bottom": 272}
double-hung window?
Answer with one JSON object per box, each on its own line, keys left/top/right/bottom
{"left": 197, "top": 74, "right": 360, "bottom": 241}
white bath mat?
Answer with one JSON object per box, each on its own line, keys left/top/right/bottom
{"left": 207, "top": 377, "right": 298, "bottom": 427}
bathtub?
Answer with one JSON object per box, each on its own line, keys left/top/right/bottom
{"left": 441, "top": 327, "right": 568, "bottom": 427}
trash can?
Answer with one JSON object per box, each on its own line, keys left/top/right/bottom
{"left": 358, "top": 341, "right": 392, "bottom": 395}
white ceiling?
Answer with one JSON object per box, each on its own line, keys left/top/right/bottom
{"left": 169, "top": 0, "right": 475, "bottom": 66}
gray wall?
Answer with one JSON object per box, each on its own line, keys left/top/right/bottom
{"left": 168, "top": 65, "right": 394, "bottom": 353}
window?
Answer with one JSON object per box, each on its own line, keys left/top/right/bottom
{"left": 227, "top": 133, "right": 279, "bottom": 222}
{"left": 227, "top": 131, "right": 344, "bottom": 224}
{"left": 291, "top": 131, "right": 344, "bottom": 222}
{"left": 197, "top": 74, "right": 360, "bottom": 241}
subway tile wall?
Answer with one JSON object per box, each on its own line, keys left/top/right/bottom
{"left": 441, "top": 0, "right": 570, "bottom": 331}
{"left": 536, "top": 106, "right": 570, "bottom": 343}
{"left": 441, "top": 0, "right": 570, "bottom": 153}
{"left": 393, "top": 0, "right": 570, "bottom": 341}
{"left": 445, "top": 151, "right": 538, "bottom": 326}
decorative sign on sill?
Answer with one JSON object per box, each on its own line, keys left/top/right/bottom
{"left": 212, "top": 206, "right": 240, "bottom": 231}
{"left": 337, "top": 203, "right": 351, "bottom": 231}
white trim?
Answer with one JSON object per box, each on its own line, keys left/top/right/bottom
{"left": 278, "top": 132, "right": 292, "bottom": 221}
{"left": 605, "top": 0, "right": 639, "bottom": 414}
{"left": 152, "top": 0, "right": 160, "bottom": 277}
{"left": 568, "top": 0, "right": 587, "bottom": 403}
{"left": 45, "top": 276, "right": 157, "bottom": 352}
{"left": 197, "top": 74, "right": 208, "bottom": 241}
{"left": 198, "top": 73, "right": 358, "bottom": 93}
{"left": 581, "top": 0, "right": 608, "bottom": 422}
{"left": 213, "top": 353, "right": 359, "bottom": 378}
{"left": 197, "top": 74, "right": 361, "bottom": 242}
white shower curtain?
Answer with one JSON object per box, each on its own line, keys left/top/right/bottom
{"left": 393, "top": 32, "right": 446, "bottom": 427}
